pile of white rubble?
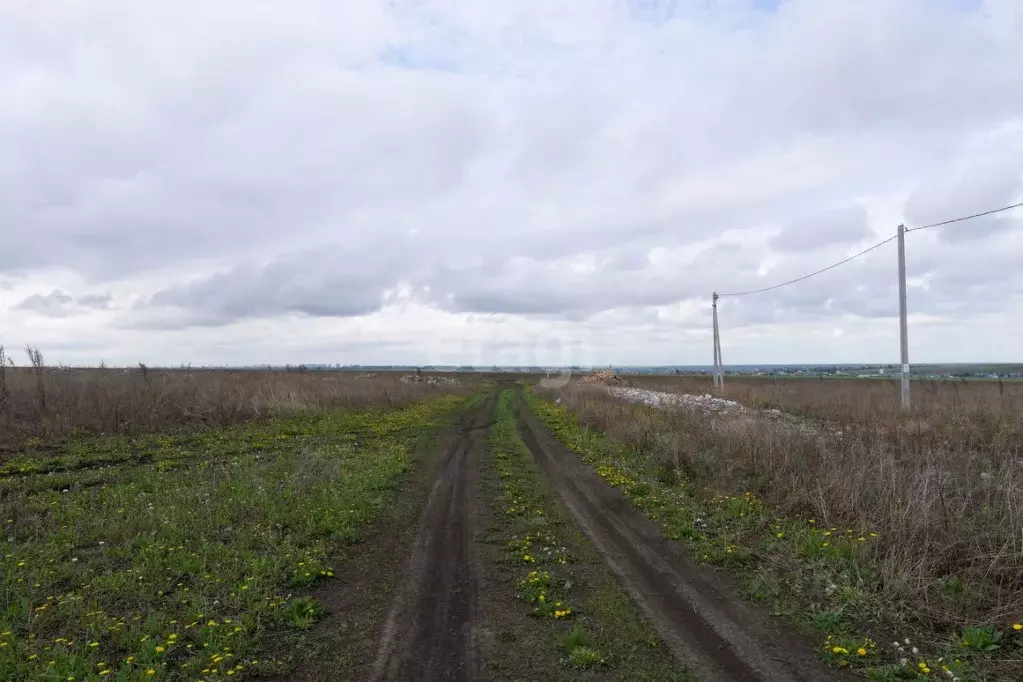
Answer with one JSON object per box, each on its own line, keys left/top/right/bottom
{"left": 600, "top": 386, "right": 835, "bottom": 438}
{"left": 605, "top": 387, "right": 743, "bottom": 414}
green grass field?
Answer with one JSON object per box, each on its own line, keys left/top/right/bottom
{"left": 0, "top": 395, "right": 464, "bottom": 681}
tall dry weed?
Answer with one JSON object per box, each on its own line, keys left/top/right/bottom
{"left": 0, "top": 347, "right": 467, "bottom": 450}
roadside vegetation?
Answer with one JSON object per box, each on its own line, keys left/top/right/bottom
{"left": 528, "top": 382, "right": 1023, "bottom": 682}
{"left": 0, "top": 344, "right": 462, "bottom": 451}
{"left": 482, "top": 389, "right": 690, "bottom": 681}
{"left": 0, "top": 392, "right": 467, "bottom": 681}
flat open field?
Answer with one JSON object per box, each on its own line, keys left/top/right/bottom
{"left": 3, "top": 364, "right": 1021, "bottom": 680}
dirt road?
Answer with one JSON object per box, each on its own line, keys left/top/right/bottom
{"left": 517, "top": 394, "right": 847, "bottom": 682}
{"left": 371, "top": 396, "right": 494, "bottom": 682}
{"left": 357, "top": 388, "right": 846, "bottom": 681}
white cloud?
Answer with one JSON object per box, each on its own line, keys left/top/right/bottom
{"left": 1, "top": 0, "right": 1022, "bottom": 365}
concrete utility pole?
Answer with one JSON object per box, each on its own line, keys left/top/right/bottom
{"left": 897, "top": 224, "right": 910, "bottom": 410}
{"left": 712, "top": 292, "right": 723, "bottom": 391}
{"left": 716, "top": 325, "right": 724, "bottom": 391}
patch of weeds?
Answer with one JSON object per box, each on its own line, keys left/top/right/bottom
{"left": 739, "top": 570, "right": 781, "bottom": 606}
{"left": 567, "top": 645, "right": 606, "bottom": 669}
{"left": 560, "top": 623, "right": 591, "bottom": 651}
{"left": 822, "top": 634, "right": 879, "bottom": 669}
{"left": 808, "top": 608, "right": 853, "bottom": 635}
{"left": 559, "top": 624, "right": 607, "bottom": 669}
{"left": 278, "top": 596, "right": 322, "bottom": 629}
{"left": 866, "top": 654, "right": 980, "bottom": 681}
{"left": 960, "top": 625, "right": 1003, "bottom": 653}
{"left": 932, "top": 578, "right": 976, "bottom": 612}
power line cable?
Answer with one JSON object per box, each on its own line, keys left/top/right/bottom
{"left": 717, "top": 234, "right": 897, "bottom": 298}
{"left": 904, "top": 201, "right": 1023, "bottom": 233}
{"left": 716, "top": 200, "right": 1023, "bottom": 298}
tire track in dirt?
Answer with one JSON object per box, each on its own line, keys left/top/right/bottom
{"left": 517, "top": 394, "right": 851, "bottom": 682}
{"left": 371, "top": 395, "right": 494, "bottom": 682}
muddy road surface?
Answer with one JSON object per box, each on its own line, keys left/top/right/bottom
{"left": 517, "top": 394, "right": 848, "bottom": 682}
{"left": 371, "top": 396, "right": 495, "bottom": 682}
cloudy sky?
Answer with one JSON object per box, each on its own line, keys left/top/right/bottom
{"left": 1, "top": 0, "right": 1022, "bottom": 367}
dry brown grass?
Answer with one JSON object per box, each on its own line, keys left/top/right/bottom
{"left": 544, "top": 376, "right": 1023, "bottom": 635}
{"left": 0, "top": 345, "right": 468, "bottom": 451}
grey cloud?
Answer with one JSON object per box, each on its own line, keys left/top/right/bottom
{"left": 769, "top": 205, "right": 869, "bottom": 252}
{"left": 119, "top": 307, "right": 249, "bottom": 331}
{"left": 78, "top": 293, "right": 114, "bottom": 310}
{"left": 723, "top": 2, "right": 1023, "bottom": 142}
{"left": 603, "top": 248, "right": 649, "bottom": 272}
{"left": 0, "top": 9, "right": 489, "bottom": 279}
{"left": 937, "top": 216, "right": 1022, "bottom": 244}
{"left": 127, "top": 245, "right": 403, "bottom": 328}
{"left": 904, "top": 155, "right": 1023, "bottom": 233}
{"left": 14, "top": 289, "right": 75, "bottom": 317}
{"left": 3, "top": 0, "right": 1020, "bottom": 286}
{"left": 426, "top": 240, "right": 769, "bottom": 317}
{"left": 13, "top": 289, "right": 115, "bottom": 317}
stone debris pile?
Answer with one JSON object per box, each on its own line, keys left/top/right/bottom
{"left": 605, "top": 387, "right": 743, "bottom": 414}
{"left": 399, "top": 374, "right": 461, "bottom": 386}
{"left": 578, "top": 370, "right": 631, "bottom": 386}
{"left": 601, "top": 386, "right": 833, "bottom": 438}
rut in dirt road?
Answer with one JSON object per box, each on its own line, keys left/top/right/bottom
{"left": 371, "top": 397, "right": 494, "bottom": 682}
{"left": 517, "top": 395, "right": 852, "bottom": 682}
